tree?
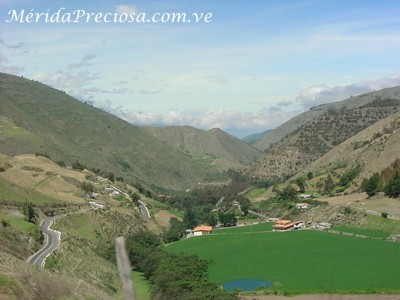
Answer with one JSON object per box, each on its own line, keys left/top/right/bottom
{"left": 307, "top": 171, "right": 314, "bottom": 180}
{"left": 164, "top": 218, "right": 186, "bottom": 243}
{"left": 218, "top": 211, "right": 237, "bottom": 227}
{"left": 207, "top": 213, "right": 218, "bottom": 227}
{"left": 72, "top": 160, "right": 85, "bottom": 170}
{"left": 239, "top": 196, "right": 251, "bottom": 215}
{"left": 123, "top": 230, "right": 235, "bottom": 300}
{"left": 183, "top": 208, "right": 197, "bottom": 229}
{"left": 276, "top": 185, "right": 298, "bottom": 201}
{"left": 80, "top": 181, "right": 95, "bottom": 194}
{"left": 108, "top": 172, "right": 115, "bottom": 182}
{"left": 339, "top": 165, "right": 361, "bottom": 187}
{"left": 361, "top": 173, "right": 381, "bottom": 197}
{"left": 56, "top": 160, "right": 66, "bottom": 167}
{"left": 23, "top": 202, "right": 36, "bottom": 223}
{"left": 295, "top": 177, "right": 306, "bottom": 193}
{"left": 125, "top": 230, "right": 163, "bottom": 278}
{"left": 152, "top": 253, "right": 233, "bottom": 300}
{"left": 384, "top": 172, "right": 400, "bottom": 198}
{"left": 129, "top": 191, "right": 141, "bottom": 206}
{"left": 323, "top": 174, "right": 335, "bottom": 194}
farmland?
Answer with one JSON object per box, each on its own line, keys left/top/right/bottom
{"left": 167, "top": 227, "right": 400, "bottom": 294}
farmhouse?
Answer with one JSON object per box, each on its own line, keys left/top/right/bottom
{"left": 273, "top": 219, "right": 295, "bottom": 231}
{"left": 193, "top": 225, "right": 213, "bottom": 236}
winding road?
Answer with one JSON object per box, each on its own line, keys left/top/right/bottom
{"left": 27, "top": 206, "right": 99, "bottom": 267}
{"left": 27, "top": 214, "right": 65, "bottom": 267}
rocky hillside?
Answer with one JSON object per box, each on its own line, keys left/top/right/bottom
{"left": 301, "top": 111, "right": 400, "bottom": 184}
{"left": 249, "top": 96, "right": 400, "bottom": 180}
{"left": 144, "top": 126, "right": 262, "bottom": 170}
{"left": 254, "top": 86, "right": 400, "bottom": 150}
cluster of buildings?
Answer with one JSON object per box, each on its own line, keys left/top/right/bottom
{"left": 273, "top": 220, "right": 305, "bottom": 231}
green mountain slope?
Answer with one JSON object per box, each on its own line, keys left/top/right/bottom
{"left": 254, "top": 87, "right": 400, "bottom": 150}
{"left": 241, "top": 129, "right": 272, "bottom": 145}
{"left": 0, "top": 72, "right": 211, "bottom": 190}
{"left": 144, "top": 126, "right": 262, "bottom": 170}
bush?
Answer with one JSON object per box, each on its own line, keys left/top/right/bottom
{"left": 381, "top": 212, "right": 389, "bottom": 218}
{"left": 56, "top": 160, "right": 66, "bottom": 167}
{"left": 72, "top": 160, "right": 85, "bottom": 171}
{"left": 1, "top": 219, "right": 10, "bottom": 227}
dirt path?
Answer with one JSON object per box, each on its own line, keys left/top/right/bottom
{"left": 241, "top": 294, "right": 400, "bottom": 300}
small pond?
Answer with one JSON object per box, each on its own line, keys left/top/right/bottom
{"left": 223, "top": 279, "right": 273, "bottom": 292}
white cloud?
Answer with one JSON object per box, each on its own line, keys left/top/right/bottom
{"left": 114, "top": 108, "right": 299, "bottom": 138}
{"left": 32, "top": 70, "right": 100, "bottom": 99}
{"left": 116, "top": 4, "right": 137, "bottom": 14}
{"left": 297, "top": 74, "right": 400, "bottom": 108}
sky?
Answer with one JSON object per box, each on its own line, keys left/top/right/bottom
{"left": 1, "top": 0, "right": 400, "bottom": 138}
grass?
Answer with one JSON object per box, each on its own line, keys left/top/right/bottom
{"left": 363, "top": 215, "right": 400, "bottom": 233}
{"left": 53, "top": 213, "right": 102, "bottom": 242}
{"left": 332, "top": 225, "right": 392, "bottom": 239}
{"left": 213, "top": 222, "right": 273, "bottom": 234}
{"left": 0, "top": 177, "right": 61, "bottom": 205}
{"left": 167, "top": 209, "right": 184, "bottom": 218}
{"left": 0, "top": 213, "right": 38, "bottom": 235}
{"left": 0, "top": 274, "right": 16, "bottom": 289}
{"left": 144, "top": 198, "right": 170, "bottom": 210}
{"left": 245, "top": 188, "right": 267, "bottom": 200}
{"left": 167, "top": 228, "right": 400, "bottom": 294}
{"left": 131, "top": 271, "right": 151, "bottom": 300}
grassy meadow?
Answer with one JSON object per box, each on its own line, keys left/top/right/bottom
{"left": 167, "top": 226, "right": 400, "bottom": 294}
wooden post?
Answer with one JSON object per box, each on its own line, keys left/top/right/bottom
{"left": 115, "top": 237, "right": 135, "bottom": 300}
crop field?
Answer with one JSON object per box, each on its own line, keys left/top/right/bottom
{"left": 332, "top": 225, "right": 391, "bottom": 239}
{"left": 213, "top": 222, "right": 273, "bottom": 234}
{"left": 167, "top": 227, "right": 400, "bottom": 294}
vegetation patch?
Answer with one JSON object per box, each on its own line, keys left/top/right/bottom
{"left": 131, "top": 271, "right": 151, "bottom": 300}
{"left": 53, "top": 213, "right": 103, "bottom": 242}
{"left": 167, "top": 229, "right": 400, "bottom": 294}
{"left": 363, "top": 215, "right": 400, "bottom": 233}
{"left": 21, "top": 165, "right": 44, "bottom": 172}
{"left": 0, "top": 213, "right": 38, "bottom": 235}
{"left": 332, "top": 225, "right": 391, "bottom": 239}
{"left": 213, "top": 222, "right": 273, "bottom": 234}
{"left": 0, "top": 177, "right": 61, "bottom": 204}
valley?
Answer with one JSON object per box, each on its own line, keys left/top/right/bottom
{"left": 0, "top": 72, "right": 400, "bottom": 299}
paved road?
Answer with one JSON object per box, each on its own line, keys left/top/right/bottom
{"left": 27, "top": 214, "right": 65, "bottom": 267}
{"left": 27, "top": 206, "right": 97, "bottom": 268}
{"left": 110, "top": 185, "right": 151, "bottom": 218}
{"left": 138, "top": 200, "right": 151, "bottom": 218}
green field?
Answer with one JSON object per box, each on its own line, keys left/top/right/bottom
{"left": 131, "top": 271, "right": 151, "bottom": 300}
{"left": 332, "top": 225, "right": 391, "bottom": 239}
{"left": 167, "top": 228, "right": 400, "bottom": 294}
{"left": 0, "top": 213, "right": 37, "bottom": 234}
{"left": 213, "top": 222, "right": 273, "bottom": 234}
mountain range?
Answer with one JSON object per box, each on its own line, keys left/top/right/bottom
{"left": 248, "top": 87, "right": 400, "bottom": 181}
{"left": 0, "top": 72, "right": 260, "bottom": 190}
